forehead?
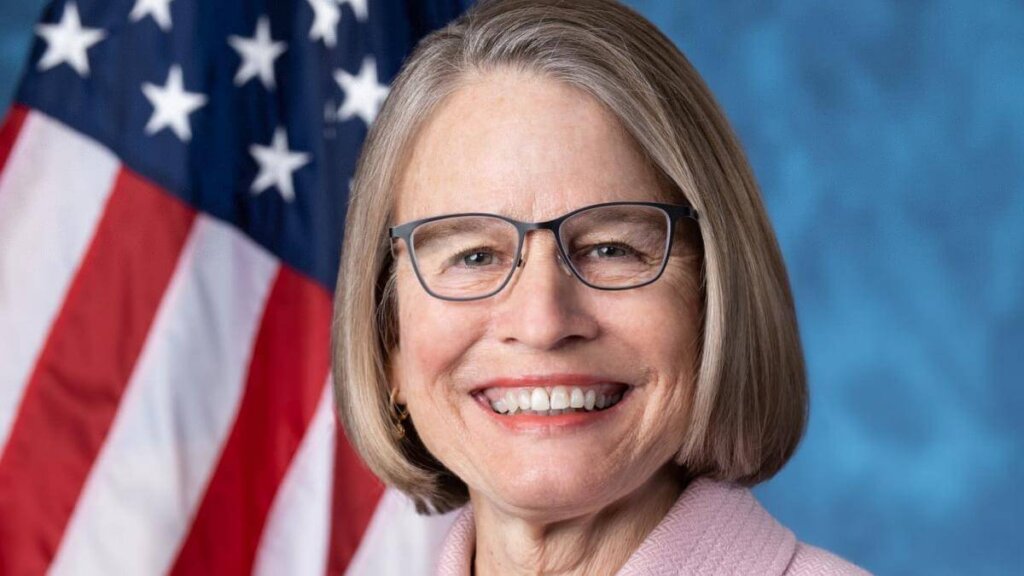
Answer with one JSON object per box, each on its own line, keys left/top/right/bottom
{"left": 393, "top": 69, "right": 667, "bottom": 223}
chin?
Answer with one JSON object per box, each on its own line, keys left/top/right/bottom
{"left": 482, "top": 456, "right": 620, "bottom": 518}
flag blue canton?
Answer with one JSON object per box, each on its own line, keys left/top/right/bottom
{"left": 17, "top": 0, "right": 472, "bottom": 290}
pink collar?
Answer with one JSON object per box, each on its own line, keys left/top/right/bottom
{"left": 435, "top": 477, "right": 797, "bottom": 576}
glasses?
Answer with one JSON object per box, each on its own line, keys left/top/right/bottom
{"left": 389, "top": 201, "right": 700, "bottom": 301}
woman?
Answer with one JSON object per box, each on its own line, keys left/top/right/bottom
{"left": 333, "top": 0, "right": 870, "bottom": 574}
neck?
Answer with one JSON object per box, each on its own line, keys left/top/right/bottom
{"left": 470, "top": 464, "right": 688, "bottom": 576}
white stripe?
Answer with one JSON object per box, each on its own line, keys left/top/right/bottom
{"left": 0, "top": 111, "right": 119, "bottom": 453}
{"left": 49, "top": 216, "right": 279, "bottom": 576}
{"left": 345, "top": 488, "right": 460, "bottom": 576}
{"left": 253, "top": 379, "right": 335, "bottom": 576}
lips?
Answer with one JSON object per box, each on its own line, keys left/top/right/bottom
{"left": 470, "top": 374, "right": 631, "bottom": 417}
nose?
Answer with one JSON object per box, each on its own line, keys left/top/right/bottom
{"left": 492, "top": 232, "right": 599, "bottom": 350}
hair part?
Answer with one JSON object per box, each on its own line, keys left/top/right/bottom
{"left": 332, "top": 0, "right": 807, "bottom": 514}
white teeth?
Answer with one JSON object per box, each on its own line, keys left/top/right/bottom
{"left": 550, "top": 386, "right": 569, "bottom": 410}
{"left": 517, "top": 390, "right": 532, "bottom": 411}
{"left": 530, "top": 388, "right": 550, "bottom": 411}
{"left": 504, "top": 391, "right": 519, "bottom": 414}
{"left": 486, "top": 386, "right": 625, "bottom": 414}
{"left": 570, "top": 387, "right": 585, "bottom": 409}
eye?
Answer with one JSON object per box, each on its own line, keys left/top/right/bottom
{"left": 461, "top": 251, "right": 494, "bottom": 266}
{"left": 585, "top": 244, "right": 636, "bottom": 259}
{"left": 443, "top": 246, "right": 503, "bottom": 269}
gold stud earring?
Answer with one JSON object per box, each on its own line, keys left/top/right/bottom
{"left": 389, "top": 387, "right": 409, "bottom": 439}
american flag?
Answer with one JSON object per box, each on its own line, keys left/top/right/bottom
{"left": 0, "top": 0, "right": 468, "bottom": 573}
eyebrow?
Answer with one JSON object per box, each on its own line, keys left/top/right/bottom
{"left": 411, "top": 217, "right": 505, "bottom": 247}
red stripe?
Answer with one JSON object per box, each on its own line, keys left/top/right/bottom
{"left": 326, "top": 426, "right": 385, "bottom": 575}
{"left": 169, "top": 267, "right": 333, "bottom": 575}
{"left": 0, "top": 168, "right": 195, "bottom": 575}
{"left": 0, "top": 105, "right": 29, "bottom": 174}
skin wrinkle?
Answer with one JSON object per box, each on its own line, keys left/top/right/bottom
{"left": 389, "top": 69, "right": 702, "bottom": 575}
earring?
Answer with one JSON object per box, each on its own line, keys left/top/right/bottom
{"left": 389, "top": 387, "right": 409, "bottom": 439}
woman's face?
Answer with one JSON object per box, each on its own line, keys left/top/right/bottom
{"left": 390, "top": 70, "right": 701, "bottom": 519}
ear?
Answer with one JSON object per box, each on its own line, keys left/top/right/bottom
{"left": 387, "top": 347, "right": 407, "bottom": 404}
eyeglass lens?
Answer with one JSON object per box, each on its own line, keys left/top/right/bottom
{"left": 409, "top": 204, "right": 671, "bottom": 299}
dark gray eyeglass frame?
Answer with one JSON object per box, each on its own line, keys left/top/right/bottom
{"left": 388, "top": 201, "right": 700, "bottom": 302}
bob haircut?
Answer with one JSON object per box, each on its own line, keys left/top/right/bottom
{"left": 333, "top": 0, "right": 807, "bottom": 514}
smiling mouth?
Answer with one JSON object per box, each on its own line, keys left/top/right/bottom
{"left": 475, "top": 383, "right": 629, "bottom": 416}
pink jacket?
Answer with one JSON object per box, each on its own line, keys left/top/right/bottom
{"left": 435, "top": 477, "right": 871, "bottom": 575}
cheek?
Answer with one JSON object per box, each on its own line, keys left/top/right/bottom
{"left": 610, "top": 280, "right": 700, "bottom": 366}
{"left": 394, "top": 274, "right": 480, "bottom": 394}
{"left": 650, "top": 272, "right": 702, "bottom": 427}
{"left": 391, "top": 277, "right": 487, "bottom": 474}
{"left": 654, "top": 262, "right": 702, "bottom": 352}
{"left": 605, "top": 271, "right": 701, "bottom": 420}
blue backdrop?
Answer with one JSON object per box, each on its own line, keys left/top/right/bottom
{"left": 1, "top": 1, "right": 1020, "bottom": 574}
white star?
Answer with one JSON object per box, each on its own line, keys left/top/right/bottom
{"left": 334, "top": 57, "right": 389, "bottom": 125}
{"left": 340, "top": 0, "right": 368, "bottom": 21}
{"left": 129, "top": 0, "right": 173, "bottom": 32}
{"left": 35, "top": 2, "right": 106, "bottom": 77}
{"left": 249, "top": 128, "right": 311, "bottom": 202}
{"left": 141, "top": 65, "right": 207, "bottom": 142}
{"left": 229, "top": 17, "right": 287, "bottom": 90}
{"left": 307, "top": 0, "right": 340, "bottom": 47}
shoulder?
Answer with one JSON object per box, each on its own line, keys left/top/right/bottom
{"left": 617, "top": 476, "right": 873, "bottom": 576}
{"left": 786, "top": 541, "right": 873, "bottom": 576}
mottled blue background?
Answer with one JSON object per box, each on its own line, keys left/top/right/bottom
{"left": 2, "top": 1, "right": 1021, "bottom": 574}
